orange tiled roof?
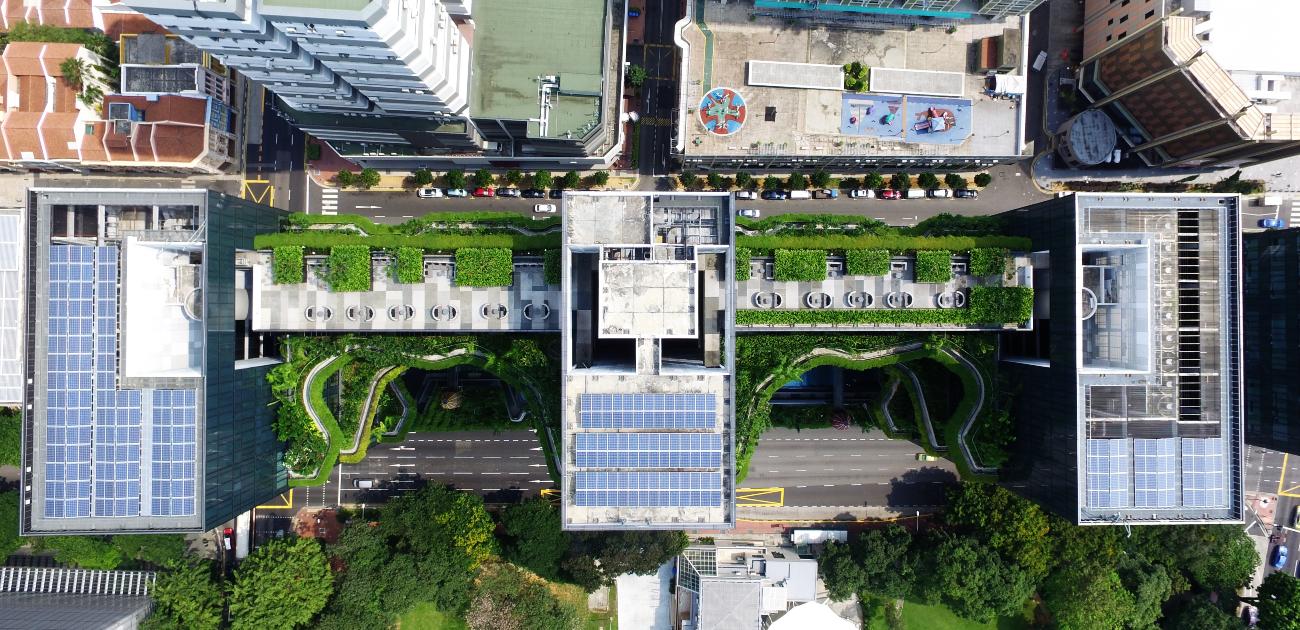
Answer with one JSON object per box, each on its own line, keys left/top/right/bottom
{"left": 0, "top": 0, "right": 95, "bottom": 30}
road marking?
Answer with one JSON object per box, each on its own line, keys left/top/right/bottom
{"left": 390, "top": 463, "right": 415, "bottom": 467}
{"left": 510, "top": 456, "right": 530, "bottom": 459}
{"left": 257, "top": 490, "right": 294, "bottom": 509}
{"left": 736, "top": 487, "right": 784, "bottom": 507}
{"left": 241, "top": 179, "right": 274, "bottom": 206}
{"left": 1279, "top": 453, "right": 1300, "bottom": 497}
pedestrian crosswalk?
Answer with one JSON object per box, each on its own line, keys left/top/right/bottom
{"left": 320, "top": 187, "right": 338, "bottom": 215}
{"left": 1288, "top": 199, "right": 1300, "bottom": 226}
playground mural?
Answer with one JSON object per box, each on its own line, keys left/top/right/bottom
{"left": 698, "top": 87, "right": 747, "bottom": 136}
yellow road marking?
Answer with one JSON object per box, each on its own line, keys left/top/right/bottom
{"left": 736, "top": 487, "right": 784, "bottom": 507}
{"left": 739, "top": 512, "right": 936, "bottom": 524}
{"left": 1279, "top": 454, "right": 1300, "bottom": 497}
{"left": 540, "top": 488, "right": 561, "bottom": 505}
{"left": 258, "top": 490, "right": 294, "bottom": 509}
{"left": 241, "top": 179, "right": 274, "bottom": 206}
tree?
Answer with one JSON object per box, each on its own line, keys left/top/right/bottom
{"left": 913, "top": 533, "right": 1034, "bottom": 623}
{"left": 505, "top": 169, "right": 523, "bottom": 186}
{"left": 1043, "top": 566, "right": 1136, "bottom": 630}
{"left": 918, "top": 172, "right": 940, "bottom": 189}
{"left": 707, "top": 172, "right": 725, "bottom": 190}
{"left": 446, "top": 169, "right": 467, "bottom": 190}
{"left": 0, "top": 491, "right": 20, "bottom": 561}
{"left": 592, "top": 170, "right": 610, "bottom": 188}
{"left": 735, "top": 172, "right": 754, "bottom": 189}
{"left": 500, "top": 498, "right": 568, "bottom": 580}
{"left": 41, "top": 536, "right": 122, "bottom": 569}
{"left": 144, "top": 560, "right": 223, "bottom": 630}
{"left": 945, "top": 483, "right": 1053, "bottom": 579}
{"left": 973, "top": 172, "right": 992, "bottom": 187}
{"left": 466, "top": 563, "right": 582, "bottom": 630}
{"left": 561, "top": 170, "right": 582, "bottom": 190}
{"left": 0, "top": 407, "right": 18, "bottom": 466}
{"left": 1126, "top": 525, "right": 1258, "bottom": 593}
{"left": 412, "top": 168, "right": 435, "bottom": 187}
{"left": 1255, "top": 573, "right": 1300, "bottom": 630}
{"left": 864, "top": 172, "right": 885, "bottom": 190}
{"left": 229, "top": 537, "right": 333, "bottom": 630}
{"left": 318, "top": 522, "right": 450, "bottom": 629}
{"left": 626, "top": 64, "right": 648, "bottom": 88}
{"left": 562, "top": 530, "right": 688, "bottom": 590}
{"left": 380, "top": 485, "right": 497, "bottom": 568}
{"left": 532, "top": 170, "right": 553, "bottom": 190}
{"left": 944, "top": 173, "right": 967, "bottom": 190}
{"left": 890, "top": 172, "right": 911, "bottom": 192}
{"left": 59, "top": 57, "right": 86, "bottom": 89}
{"left": 357, "top": 168, "right": 381, "bottom": 190}
{"left": 818, "top": 541, "right": 865, "bottom": 601}
{"left": 787, "top": 172, "right": 808, "bottom": 190}
{"left": 473, "top": 168, "right": 494, "bottom": 189}
{"left": 1119, "top": 556, "right": 1173, "bottom": 629}
{"left": 335, "top": 169, "right": 355, "bottom": 188}
{"left": 1163, "top": 596, "right": 1247, "bottom": 630}
{"left": 857, "top": 525, "right": 915, "bottom": 600}
{"left": 810, "top": 169, "right": 832, "bottom": 188}
{"left": 679, "top": 171, "right": 700, "bottom": 190}
{"left": 762, "top": 175, "right": 784, "bottom": 191}
{"left": 113, "top": 535, "right": 187, "bottom": 568}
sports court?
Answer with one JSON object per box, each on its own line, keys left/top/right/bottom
{"left": 840, "top": 93, "right": 973, "bottom": 145}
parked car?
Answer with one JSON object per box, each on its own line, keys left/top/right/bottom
{"left": 954, "top": 189, "right": 979, "bottom": 199}
{"left": 521, "top": 188, "right": 546, "bottom": 198}
{"left": 761, "top": 190, "right": 789, "bottom": 200}
{"left": 738, "top": 208, "right": 760, "bottom": 219}
{"left": 495, "top": 187, "right": 521, "bottom": 197}
{"left": 416, "top": 187, "right": 442, "bottom": 198}
{"left": 1272, "top": 544, "right": 1289, "bottom": 570}
{"left": 1260, "top": 217, "right": 1286, "bottom": 229}
{"left": 904, "top": 189, "right": 926, "bottom": 199}
{"left": 735, "top": 190, "right": 758, "bottom": 200}
{"left": 813, "top": 188, "right": 839, "bottom": 199}
{"left": 928, "top": 189, "right": 952, "bottom": 198}
{"left": 549, "top": 189, "right": 565, "bottom": 199}
{"left": 850, "top": 189, "right": 875, "bottom": 199}
{"left": 445, "top": 188, "right": 469, "bottom": 198}
{"left": 789, "top": 190, "right": 813, "bottom": 200}
{"left": 534, "top": 203, "right": 558, "bottom": 214}
{"left": 472, "top": 187, "right": 495, "bottom": 198}
{"left": 879, "top": 189, "right": 901, "bottom": 200}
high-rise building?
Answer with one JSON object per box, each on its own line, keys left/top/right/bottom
{"left": 752, "top": 0, "right": 1045, "bottom": 20}
{"left": 997, "top": 193, "right": 1243, "bottom": 525}
{"left": 1243, "top": 227, "right": 1300, "bottom": 455}
{"left": 18, "top": 188, "right": 287, "bottom": 534}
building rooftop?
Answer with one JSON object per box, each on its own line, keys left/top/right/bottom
{"left": 122, "top": 33, "right": 202, "bottom": 66}
{"left": 469, "top": 0, "right": 606, "bottom": 140}
{"left": 677, "top": 543, "right": 819, "bottom": 630}
{"left": 0, "top": 211, "right": 22, "bottom": 404}
{"left": 1200, "top": 0, "right": 1299, "bottom": 76}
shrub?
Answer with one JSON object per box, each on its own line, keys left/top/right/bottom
{"left": 845, "top": 249, "right": 891, "bottom": 276}
{"left": 968, "top": 248, "right": 1008, "bottom": 277}
{"left": 787, "top": 172, "right": 808, "bottom": 190}
{"left": 914, "top": 250, "right": 952, "bottom": 283}
{"left": 918, "top": 172, "right": 940, "bottom": 189}
{"left": 738, "top": 233, "right": 1031, "bottom": 254}
{"left": 306, "top": 143, "right": 322, "bottom": 161}
{"left": 968, "top": 286, "right": 1033, "bottom": 323}
{"left": 325, "top": 245, "right": 373, "bottom": 291}
{"left": 736, "top": 247, "right": 752, "bottom": 282}
{"left": 543, "top": 249, "right": 561, "bottom": 285}
{"left": 272, "top": 246, "right": 305, "bottom": 284}
{"left": 865, "top": 172, "right": 885, "bottom": 190}
{"left": 0, "top": 407, "right": 19, "bottom": 467}
{"left": 763, "top": 175, "right": 784, "bottom": 191}
{"left": 891, "top": 172, "right": 911, "bottom": 191}
{"left": 773, "top": 249, "right": 827, "bottom": 281}
{"left": 736, "top": 172, "right": 754, "bottom": 189}
{"left": 335, "top": 169, "right": 354, "bottom": 188}
{"left": 973, "top": 172, "right": 992, "bottom": 187}
{"left": 393, "top": 247, "right": 424, "bottom": 283}
{"left": 944, "top": 173, "right": 967, "bottom": 190}
{"left": 627, "top": 63, "right": 647, "bottom": 87}
{"left": 455, "top": 248, "right": 514, "bottom": 286}
{"left": 256, "top": 231, "right": 558, "bottom": 253}
{"left": 445, "top": 169, "right": 467, "bottom": 189}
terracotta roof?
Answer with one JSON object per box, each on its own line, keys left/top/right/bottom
{"left": 101, "top": 12, "right": 166, "bottom": 39}
{"left": 0, "top": 0, "right": 94, "bottom": 29}
{"left": 91, "top": 94, "right": 211, "bottom": 165}
{"left": 0, "top": 43, "right": 84, "bottom": 161}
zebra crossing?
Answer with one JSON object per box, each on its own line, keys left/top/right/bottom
{"left": 320, "top": 187, "right": 339, "bottom": 215}
{"left": 1288, "top": 199, "right": 1300, "bottom": 226}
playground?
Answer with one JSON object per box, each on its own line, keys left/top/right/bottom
{"left": 840, "top": 94, "right": 973, "bottom": 145}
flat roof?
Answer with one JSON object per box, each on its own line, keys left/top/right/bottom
{"left": 1201, "top": 0, "right": 1300, "bottom": 75}
{"left": 747, "top": 61, "right": 843, "bottom": 91}
{"left": 0, "top": 212, "right": 22, "bottom": 403}
{"left": 870, "top": 67, "right": 966, "bottom": 97}
{"left": 469, "top": 0, "right": 606, "bottom": 139}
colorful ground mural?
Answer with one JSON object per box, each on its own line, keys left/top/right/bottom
{"left": 699, "top": 87, "right": 747, "bottom": 136}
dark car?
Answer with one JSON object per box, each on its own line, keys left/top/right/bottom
{"left": 549, "top": 189, "right": 565, "bottom": 199}
{"left": 521, "top": 188, "right": 546, "bottom": 198}
{"left": 761, "top": 190, "right": 789, "bottom": 200}
{"left": 954, "top": 189, "right": 979, "bottom": 199}
{"left": 495, "top": 187, "right": 521, "bottom": 198}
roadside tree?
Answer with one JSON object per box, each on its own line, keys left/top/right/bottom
{"left": 446, "top": 169, "right": 467, "bottom": 190}
{"left": 561, "top": 170, "right": 581, "bottom": 190}
{"left": 592, "top": 171, "right": 610, "bottom": 188}
{"left": 472, "top": 168, "right": 494, "bottom": 189}
{"left": 786, "top": 172, "right": 808, "bottom": 190}
{"left": 229, "top": 537, "right": 333, "bottom": 630}
{"left": 505, "top": 169, "right": 523, "bottom": 186}
{"left": 890, "top": 173, "right": 912, "bottom": 192}
{"left": 412, "top": 168, "right": 435, "bottom": 187}
{"left": 357, "top": 168, "right": 381, "bottom": 189}
{"left": 864, "top": 172, "right": 885, "bottom": 190}
{"left": 944, "top": 173, "right": 967, "bottom": 189}
{"left": 735, "top": 172, "right": 754, "bottom": 189}
{"left": 762, "top": 175, "right": 783, "bottom": 191}
{"left": 335, "top": 169, "right": 355, "bottom": 188}
{"left": 973, "top": 172, "right": 992, "bottom": 187}
{"left": 918, "top": 172, "right": 940, "bottom": 189}
{"left": 532, "top": 170, "right": 553, "bottom": 190}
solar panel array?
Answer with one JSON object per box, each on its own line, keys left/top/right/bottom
{"left": 575, "top": 433, "right": 722, "bottom": 468}
{"left": 1182, "top": 438, "right": 1226, "bottom": 508}
{"left": 44, "top": 245, "right": 198, "bottom": 519}
{"left": 573, "top": 472, "right": 722, "bottom": 507}
{"left": 1085, "top": 439, "right": 1129, "bottom": 509}
{"left": 579, "top": 393, "right": 715, "bottom": 429}
{"left": 1133, "top": 439, "right": 1176, "bottom": 508}
{"left": 0, "top": 214, "right": 22, "bottom": 402}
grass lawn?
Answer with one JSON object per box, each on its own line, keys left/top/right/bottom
{"left": 898, "top": 600, "right": 1031, "bottom": 630}
{"left": 395, "top": 601, "right": 467, "bottom": 630}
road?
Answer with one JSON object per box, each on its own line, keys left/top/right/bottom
{"left": 245, "top": 89, "right": 307, "bottom": 213}
{"left": 1246, "top": 445, "right": 1300, "bottom": 579}
{"left": 629, "top": 0, "right": 682, "bottom": 175}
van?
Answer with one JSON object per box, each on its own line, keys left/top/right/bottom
{"left": 353, "top": 478, "right": 376, "bottom": 489}
{"left": 735, "top": 190, "right": 757, "bottom": 200}
{"left": 789, "top": 190, "right": 813, "bottom": 200}
{"left": 904, "top": 189, "right": 926, "bottom": 199}
{"left": 813, "top": 189, "right": 839, "bottom": 199}
{"left": 928, "top": 189, "right": 951, "bottom": 198}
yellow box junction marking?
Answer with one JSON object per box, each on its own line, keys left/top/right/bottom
{"left": 540, "top": 488, "right": 561, "bottom": 505}
{"left": 736, "top": 487, "right": 784, "bottom": 507}
{"left": 257, "top": 490, "right": 294, "bottom": 509}
{"left": 241, "top": 179, "right": 274, "bottom": 206}
{"left": 1279, "top": 454, "right": 1300, "bottom": 497}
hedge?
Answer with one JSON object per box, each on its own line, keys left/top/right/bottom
{"left": 914, "top": 250, "right": 952, "bottom": 284}
{"left": 272, "top": 246, "right": 304, "bottom": 284}
{"left": 543, "top": 249, "right": 561, "bottom": 285}
{"left": 255, "top": 231, "right": 559, "bottom": 252}
{"left": 968, "top": 248, "right": 1008, "bottom": 277}
{"left": 968, "top": 286, "right": 1033, "bottom": 323}
{"left": 735, "top": 287, "right": 1033, "bottom": 326}
{"left": 393, "top": 247, "right": 424, "bottom": 283}
{"left": 773, "top": 249, "right": 827, "bottom": 281}
{"left": 736, "top": 213, "right": 887, "bottom": 232}
{"left": 737, "top": 233, "right": 1030, "bottom": 253}
{"left": 845, "top": 249, "right": 891, "bottom": 276}
{"left": 325, "top": 245, "right": 373, "bottom": 292}
{"left": 283, "top": 211, "right": 560, "bottom": 233}
{"left": 455, "top": 248, "right": 514, "bottom": 287}
{"left": 736, "top": 247, "right": 752, "bottom": 282}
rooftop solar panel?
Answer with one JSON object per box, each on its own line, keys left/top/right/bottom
{"left": 579, "top": 393, "right": 716, "bottom": 429}
{"left": 1133, "top": 439, "right": 1176, "bottom": 509}
{"left": 1182, "top": 438, "right": 1227, "bottom": 508}
{"left": 574, "top": 433, "right": 722, "bottom": 468}
{"left": 1086, "top": 439, "right": 1130, "bottom": 510}
{"left": 573, "top": 471, "right": 723, "bottom": 507}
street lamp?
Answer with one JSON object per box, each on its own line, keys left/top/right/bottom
{"left": 916, "top": 510, "right": 921, "bottom": 532}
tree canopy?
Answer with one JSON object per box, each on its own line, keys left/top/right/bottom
{"left": 143, "top": 560, "right": 223, "bottom": 630}
{"left": 913, "top": 533, "right": 1034, "bottom": 622}
{"left": 381, "top": 485, "right": 497, "bottom": 569}
{"left": 1256, "top": 572, "right": 1300, "bottom": 630}
{"left": 500, "top": 498, "right": 568, "bottom": 580}
{"left": 229, "top": 537, "right": 333, "bottom": 630}
{"left": 466, "top": 563, "right": 582, "bottom": 630}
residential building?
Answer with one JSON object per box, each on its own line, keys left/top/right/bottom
{"left": 0, "top": 43, "right": 110, "bottom": 170}
{"left": 561, "top": 192, "right": 735, "bottom": 530}
{"left": 19, "top": 188, "right": 287, "bottom": 534}
{"left": 998, "top": 193, "right": 1243, "bottom": 525}
{"left": 1076, "top": 2, "right": 1300, "bottom": 168}
{"left": 677, "top": 543, "right": 820, "bottom": 630}
{"left": 1243, "top": 228, "right": 1300, "bottom": 455}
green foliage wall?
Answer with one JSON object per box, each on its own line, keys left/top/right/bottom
{"left": 845, "top": 249, "right": 891, "bottom": 276}
{"left": 773, "top": 249, "right": 827, "bottom": 281}
{"left": 393, "top": 247, "right": 425, "bottom": 284}
{"left": 272, "top": 246, "right": 304, "bottom": 284}
{"left": 735, "top": 247, "right": 752, "bottom": 282}
{"left": 914, "top": 250, "right": 953, "bottom": 283}
{"left": 454, "top": 248, "right": 514, "bottom": 287}
{"left": 325, "top": 245, "right": 373, "bottom": 292}
{"left": 543, "top": 249, "right": 561, "bottom": 285}
{"left": 968, "top": 248, "right": 1008, "bottom": 277}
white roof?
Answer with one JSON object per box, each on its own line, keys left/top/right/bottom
{"left": 993, "top": 74, "right": 1027, "bottom": 95}
{"left": 1202, "top": 0, "right": 1300, "bottom": 75}
{"left": 770, "top": 601, "right": 857, "bottom": 630}
{"left": 0, "top": 213, "right": 21, "bottom": 403}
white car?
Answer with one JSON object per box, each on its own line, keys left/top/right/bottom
{"left": 734, "top": 190, "right": 758, "bottom": 200}
{"left": 533, "top": 203, "right": 557, "bottom": 214}
{"left": 850, "top": 189, "right": 875, "bottom": 199}
{"left": 445, "top": 188, "right": 469, "bottom": 198}
{"left": 738, "top": 208, "right": 760, "bottom": 219}
{"left": 417, "top": 187, "right": 442, "bottom": 198}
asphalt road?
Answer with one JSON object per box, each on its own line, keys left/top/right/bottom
{"left": 1246, "top": 445, "right": 1300, "bottom": 580}
{"left": 744, "top": 427, "right": 958, "bottom": 508}
{"left": 630, "top": 0, "right": 683, "bottom": 175}
{"left": 246, "top": 89, "right": 307, "bottom": 213}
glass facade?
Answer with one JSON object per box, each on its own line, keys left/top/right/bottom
{"left": 1243, "top": 228, "right": 1300, "bottom": 455}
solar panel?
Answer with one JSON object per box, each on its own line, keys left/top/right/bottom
{"left": 44, "top": 245, "right": 96, "bottom": 519}
{"left": 1133, "top": 438, "right": 1176, "bottom": 508}
{"left": 579, "top": 393, "right": 716, "bottom": 429}
{"left": 1182, "top": 438, "right": 1226, "bottom": 508}
{"left": 1086, "top": 439, "right": 1129, "bottom": 509}
{"left": 152, "top": 389, "right": 197, "bottom": 517}
{"left": 574, "top": 433, "right": 722, "bottom": 468}
{"left": 573, "top": 472, "right": 723, "bottom": 507}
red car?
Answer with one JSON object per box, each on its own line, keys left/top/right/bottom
{"left": 880, "top": 189, "right": 901, "bottom": 200}
{"left": 472, "top": 187, "right": 495, "bottom": 198}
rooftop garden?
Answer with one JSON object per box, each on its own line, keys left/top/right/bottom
{"left": 734, "top": 286, "right": 1033, "bottom": 327}
{"left": 454, "top": 248, "right": 514, "bottom": 287}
